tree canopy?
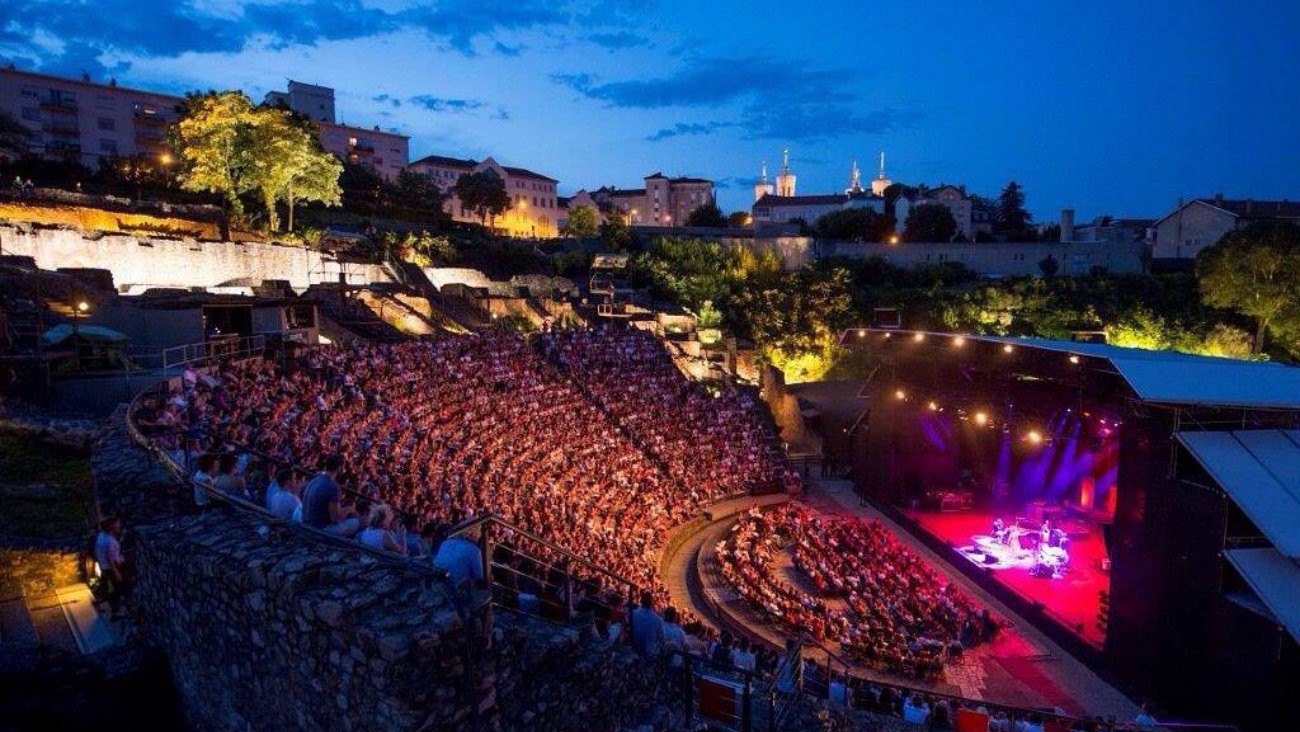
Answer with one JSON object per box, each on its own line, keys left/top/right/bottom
{"left": 685, "top": 202, "right": 728, "bottom": 228}
{"left": 1197, "top": 220, "right": 1300, "bottom": 353}
{"left": 995, "top": 180, "right": 1031, "bottom": 237}
{"left": 562, "top": 204, "right": 600, "bottom": 237}
{"left": 172, "top": 90, "right": 341, "bottom": 230}
{"left": 0, "top": 110, "right": 28, "bottom": 161}
{"left": 903, "top": 203, "right": 958, "bottom": 242}
{"left": 813, "top": 207, "right": 887, "bottom": 241}
{"left": 452, "top": 169, "right": 510, "bottom": 226}
{"left": 727, "top": 210, "right": 752, "bottom": 228}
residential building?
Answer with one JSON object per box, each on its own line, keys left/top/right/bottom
{"left": 588, "top": 173, "right": 714, "bottom": 227}
{"left": 752, "top": 191, "right": 886, "bottom": 233}
{"left": 1057, "top": 209, "right": 1154, "bottom": 246}
{"left": 1151, "top": 195, "right": 1300, "bottom": 262}
{"left": 896, "top": 184, "right": 993, "bottom": 241}
{"left": 263, "top": 80, "right": 408, "bottom": 180}
{"left": 557, "top": 189, "right": 603, "bottom": 232}
{"left": 408, "top": 154, "right": 559, "bottom": 238}
{"left": 0, "top": 66, "right": 183, "bottom": 168}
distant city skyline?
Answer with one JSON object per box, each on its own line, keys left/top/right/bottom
{"left": 1, "top": 1, "right": 1297, "bottom": 219}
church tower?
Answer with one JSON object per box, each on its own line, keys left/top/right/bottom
{"left": 753, "top": 160, "right": 775, "bottom": 202}
{"left": 871, "top": 151, "right": 893, "bottom": 196}
{"left": 775, "top": 148, "right": 796, "bottom": 197}
{"left": 846, "top": 160, "right": 863, "bottom": 194}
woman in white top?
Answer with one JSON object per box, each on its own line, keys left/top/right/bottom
{"left": 357, "top": 504, "right": 407, "bottom": 555}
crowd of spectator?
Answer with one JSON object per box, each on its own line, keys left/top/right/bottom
{"left": 136, "top": 328, "right": 789, "bottom": 614}
{"left": 717, "top": 505, "right": 998, "bottom": 678}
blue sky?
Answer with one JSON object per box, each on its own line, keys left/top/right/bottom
{"left": 2, "top": 1, "right": 1297, "bottom": 219}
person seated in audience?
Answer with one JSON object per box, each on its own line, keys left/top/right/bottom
{"left": 301, "top": 454, "right": 359, "bottom": 537}
{"left": 191, "top": 454, "right": 217, "bottom": 508}
{"left": 267, "top": 466, "right": 303, "bottom": 522}
{"left": 212, "top": 452, "right": 248, "bottom": 501}
{"left": 357, "top": 504, "right": 407, "bottom": 555}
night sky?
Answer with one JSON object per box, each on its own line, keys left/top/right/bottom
{"left": 2, "top": 1, "right": 1296, "bottom": 220}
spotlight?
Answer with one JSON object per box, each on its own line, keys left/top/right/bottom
{"left": 1003, "top": 344, "right": 1014, "bottom": 354}
{"left": 953, "top": 336, "right": 966, "bottom": 347}
{"left": 913, "top": 332, "right": 925, "bottom": 342}
{"left": 857, "top": 329, "right": 866, "bottom": 337}
{"left": 883, "top": 332, "right": 892, "bottom": 338}
{"left": 77, "top": 301, "right": 90, "bottom": 313}
{"left": 1026, "top": 429, "right": 1043, "bottom": 445}
{"left": 894, "top": 389, "right": 906, "bottom": 401}
{"left": 974, "top": 411, "right": 988, "bottom": 426}
{"left": 927, "top": 401, "right": 939, "bottom": 411}
{"left": 1069, "top": 355, "right": 1080, "bottom": 364}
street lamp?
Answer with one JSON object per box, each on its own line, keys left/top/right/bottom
{"left": 72, "top": 299, "right": 90, "bottom": 372}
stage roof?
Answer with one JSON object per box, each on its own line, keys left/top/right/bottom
{"left": 1224, "top": 548, "right": 1300, "bottom": 644}
{"left": 974, "top": 335, "right": 1300, "bottom": 410}
{"left": 1177, "top": 430, "right": 1300, "bottom": 559}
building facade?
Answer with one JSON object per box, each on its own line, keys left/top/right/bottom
{"left": 588, "top": 173, "right": 714, "bottom": 227}
{"left": 1151, "top": 196, "right": 1300, "bottom": 262}
{"left": 263, "top": 81, "right": 408, "bottom": 180}
{"left": 896, "top": 184, "right": 990, "bottom": 241}
{"left": 0, "top": 67, "right": 183, "bottom": 168}
{"left": 752, "top": 192, "right": 886, "bottom": 232}
{"left": 408, "top": 155, "right": 558, "bottom": 238}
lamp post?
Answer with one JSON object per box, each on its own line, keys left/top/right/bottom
{"left": 158, "top": 152, "right": 174, "bottom": 189}
{"left": 72, "top": 299, "right": 89, "bottom": 371}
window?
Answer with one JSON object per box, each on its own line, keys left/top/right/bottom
{"left": 21, "top": 107, "right": 40, "bottom": 122}
{"left": 99, "top": 139, "right": 118, "bottom": 155}
{"left": 20, "top": 85, "right": 38, "bottom": 100}
{"left": 97, "top": 117, "right": 115, "bottom": 131}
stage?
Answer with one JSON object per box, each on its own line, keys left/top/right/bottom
{"left": 903, "top": 508, "right": 1110, "bottom": 649}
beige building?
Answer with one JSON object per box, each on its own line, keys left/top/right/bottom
{"left": 263, "top": 81, "right": 408, "bottom": 180}
{"left": 409, "top": 154, "right": 559, "bottom": 237}
{"left": 589, "top": 173, "right": 714, "bottom": 227}
{"left": 1151, "top": 195, "right": 1300, "bottom": 262}
{"left": 0, "top": 66, "right": 182, "bottom": 167}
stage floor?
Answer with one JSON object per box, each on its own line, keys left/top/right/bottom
{"left": 902, "top": 509, "right": 1109, "bottom": 649}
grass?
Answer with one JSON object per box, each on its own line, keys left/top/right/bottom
{"left": 0, "top": 433, "right": 95, "bottom": 541}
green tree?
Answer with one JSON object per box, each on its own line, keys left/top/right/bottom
{"left": 562, "top": 204, "right": 600, "bottom": 237}
{"left": 1197, "top": 220, "right": 1300, "bottom": 353}
{"left": 727, "top": 210, "right": 752, "bottom": 228}
{"left": 339, "top": 162, "right": 391, "bottom": 213}
{"left": 452, "top": 169, "right": 510, "bottom": 227}
{"left": 685, "top": 202, "right": 727, "bottom": 228}
{"left": 391, "top": 168, "right": 447, "bottom": 220}
{"left": 813, "top": 207, "right": 887, "bottom": 241}
{"left": 599, "top": 210, "right": 632, "bottom": 250}
{"left": 995, "top": 180, "right": 1031, "bottom": 236}
{"left": 172, "top": 91, "right": 259, "bottom": 218}
{"left": 0, "top": 110, "right": 29, "bottom": 161}
{"left": 244, "top": 107, "right": 342, "bottom": 231}
{"left": 903, "top": 203, "right": 958, "bottom": 242}
{"left": 1038, "top": 253, "right": 1060, "bottom": 277}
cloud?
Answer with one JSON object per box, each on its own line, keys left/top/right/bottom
{"left": 0, "top": 0, "right": 569, "bottom": 74}
{"left": 409, "top": 95, "right": 485, "bottom": 112}
{"left": 587, "top": 31, "right": 650, "bottom": 51}
{"left": 556, "top": 54, "right": 916, "bottom": 142}
{"left": 373, "top": 94, "right": 402, "bottom": 108}
{"left": 645, "top": 121, "right": 735, "bottom": 141}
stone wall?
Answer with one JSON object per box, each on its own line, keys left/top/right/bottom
{"left": 132, "top": 505, "right": 685, "bottom": 732}
{"left": 0, "top": 223, "right": 390, "bottom": 292}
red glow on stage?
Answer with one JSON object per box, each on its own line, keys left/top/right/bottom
{"left": 1079, "top": 478, "right": 1094, "bottom": 510}
{"left": 905, "top": 509, "right": 1110, "bottom": 649}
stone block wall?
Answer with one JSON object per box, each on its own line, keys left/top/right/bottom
{"left": 133, "top": 508, "right": 685, "bottom": 732}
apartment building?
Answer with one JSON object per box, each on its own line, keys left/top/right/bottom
{"left": 409, "top": 154, "right": 559, "bottom": 237}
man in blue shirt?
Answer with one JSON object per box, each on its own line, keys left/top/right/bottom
{"left": 433, "top": 525, "right": 485, "bottom": 591}
{"left": 301, "top": 455, "right": 358, "bottom": 537}
{"left": 629, "top": 590, "right": 665, "bottom": 657}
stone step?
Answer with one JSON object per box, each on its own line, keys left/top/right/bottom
{"left": 25, "top": 591, "right": 81, "bottom": 655}
{"left": 0, "top": 595, "right": 39, "bottom": 646}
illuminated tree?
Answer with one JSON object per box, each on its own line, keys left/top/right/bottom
{"left": 562, "top": 204, "right": 599, "bottom": 237}
{"left": 172, "top": 91, "right": 259, "bottom": 217}
{"left": 1197, "top": 220, "right": 1300, "bottom": 353}
{"left": 245, "top": 108, "right": 341, "bottom": 231}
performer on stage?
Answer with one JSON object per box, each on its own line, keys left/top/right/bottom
{"left": 1040, "top": 519, "right": 1053, "bottom": 546}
